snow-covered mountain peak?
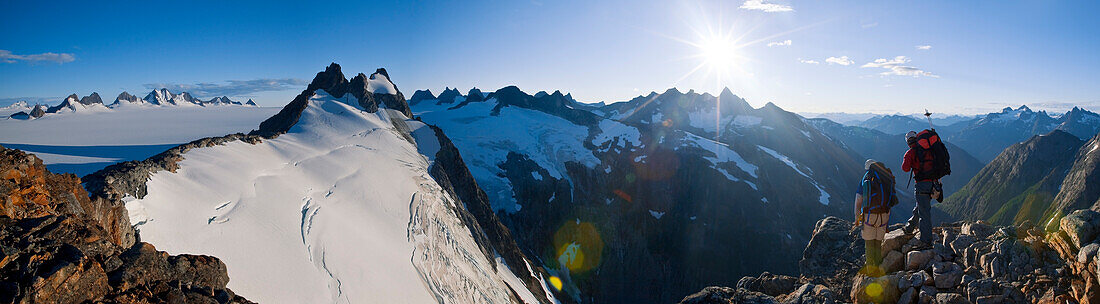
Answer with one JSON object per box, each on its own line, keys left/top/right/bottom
{"left": 100, "top": 64, "right": 555, "bottom": 303}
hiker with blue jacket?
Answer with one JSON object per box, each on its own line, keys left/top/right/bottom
{"left": 854, "top": 159, "right": 899, "bottom": 277}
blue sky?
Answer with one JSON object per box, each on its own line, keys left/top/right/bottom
{"left": 1, "top": 0, "right": 1097, "bottom": 114}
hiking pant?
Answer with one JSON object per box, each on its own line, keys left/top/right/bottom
{"left": 908, "top": 181, "right": 934, "bottom": 243}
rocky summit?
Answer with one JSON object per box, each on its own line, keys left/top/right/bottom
{"left": 681, "top": 212, "right": 1100, "bottom": 303}
{"left": 0, "top": 145, "right": 250, "bottom": 303}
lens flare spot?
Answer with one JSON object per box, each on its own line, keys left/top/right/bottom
{"left": 549, "top": 276, "right": 563, "bottom": 291}
{"left": 552, "top": 221, "right": 604, "bottom": 273}
{"left": 613, "top": 189, "right": 633, "bottom": 202}
{"left": 865, "top": 282, "right": 883, "bottom": 298}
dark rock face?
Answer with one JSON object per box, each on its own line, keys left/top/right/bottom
{"left": 114, "top": 91, "right": 140, "bottom": 105}
{"left": 466, "top": 88, "right": 484, "bottom": 103}
{"left": 939, "top": 130, "right": 1085, "bottom": 226}
{"left": 79, "top": 92, "right": 103, "bottom": 105}
{"left": 30, "top": 105, "right": 45, "bottom": 118}
{"left": 436, "top": 87, "right": 462, "bottom": 104}
{"left": 0, "top": 146, "right": 250, "bottom": 303}
{"left": 408, "top": 89, "right": 435, "bottom": 106}
{"left": 684, "top": 214, "right": 1094, "bottom": 304}
{"left": 7, "top": 111, "right": 30, "bottom": 120}
{"left": 347, "top": 73, "right": 380, "bottom": 112}
{"left": 489, "top": 86, "right": 600, "bottom": 126}
{"left": 244, "top": 99, "right": 257, "bottom": 106}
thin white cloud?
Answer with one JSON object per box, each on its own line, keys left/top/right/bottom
{"left": 799, "top": 59, "right": 820, "bottom": 64}
{"left": 739, "top": 0, "right": 793, "bottom": 12}
{"left": 861, "top": 22, "right": 879, "bottom": 29}
{"left": 144, "top": 78, "right": 309, "bottom": 97}
{"left": 861, "top": 56, "right": 937, "bottom": 77}
{"left": 767, "top": 40, "right": 792, "bottom": 47}
{"left": 0, "top": 50, "right": 76, "bottom": 64}
{"left": 916, "top": 45, "right": 932, "bottom": 50}
{"left": 826, "top": 56, "right": 854, "bottom": 66}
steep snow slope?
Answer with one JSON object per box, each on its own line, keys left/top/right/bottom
{"left": 125, "top": 92, "right": 548, "bottom": 303}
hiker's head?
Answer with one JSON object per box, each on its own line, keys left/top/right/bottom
{"left": 865, "top": 159, "right": 877, "bottom": 170}
{"left": 905, "top": 131, "right": 918, "bottom": 145}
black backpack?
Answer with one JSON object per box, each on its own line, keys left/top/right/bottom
{"left": 912, "top": 129, "right": 951, "bottom": 181}
{"left": 861, "top": 162, "right": 899, "bottom": 214}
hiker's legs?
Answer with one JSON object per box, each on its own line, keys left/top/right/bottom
{"left": 914, "top": 181, "right": 934, "bottom": 244}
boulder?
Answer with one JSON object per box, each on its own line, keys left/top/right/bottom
{"left": 884, "top": 229, "right": 913, "bottom": 252}
{"left": 851, "top": 274, "right": 901, "bottom": 304}
{"left": 907, "top": 250, "right": 936, "bottom": 271}
{"left": 883, "top": 250, "right": 905, "bottom": 273}
{"left": 1061, "top": 210, "right": 1100, "bottom": 249}
{"left": 782, "top": 283, "right": 837, "bottom": 304}
{"left": 974, "top": 295, "right": 1003, "bottom": 304}
{"left": 932, "top": 262, "right": 964, "bottom": 289}
{"left": 898, "top": 287, "right": 916, "bottom": 304}
{"left": 962, "top": 222, "right": 994, "bottom": 239}
{"left": 735, "top": 272, "right": 798, "bottom": 297}
{"left": 934, "top": 293, "right": 968, "bottom": 304}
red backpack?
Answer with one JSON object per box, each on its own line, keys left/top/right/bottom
{"left": 911, "top": 129, "right": 951, "bottom": 181}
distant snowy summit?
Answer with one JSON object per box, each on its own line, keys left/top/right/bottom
{"left": 6, "top": 89, "right": 259, "bottom": 120}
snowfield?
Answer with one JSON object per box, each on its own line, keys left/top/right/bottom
{"left": 125, "top": 93, "right": 545, "bottom": 303}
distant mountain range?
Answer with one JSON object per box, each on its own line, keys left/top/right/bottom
{"left": 5, "top": 89, "right": 258, "bottom": 120}
{"left": 810, "top": 106, "right": 1100, "bottom": 163}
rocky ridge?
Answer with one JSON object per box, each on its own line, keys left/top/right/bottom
{"left": 681, "top": 211, "right": 1100, "bottom": 303}
{"left": 0, "top": 145, "right": 251, "bottom": 303}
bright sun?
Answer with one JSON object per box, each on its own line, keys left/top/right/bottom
{"left": 698, "top": 36, "right": 740, "bottom": 69}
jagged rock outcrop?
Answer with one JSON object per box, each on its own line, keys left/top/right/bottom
{"left": 0, "top": 145, "right": 250, "bottom": 303}
{"left": 79, "top": 92, "right": 103, "bottom": 105}
{"left": 113, "top": 92, "right": 140, "bottom": 105}
{"left": 681, "top": 214, "right": 1097, "bottom": 304}
{"left": 244, "top": 99, "right": 257, "bottom": 106}
{"left": 30, "top": 105, "right": 45, "bottom": 118}
{"left": 408, "top": 89, "right": 436, "bottom": 105}
{"left": 252, "top": 63, "right": 412, "bottom": 137}
{"left": 436, "top": 87, "right": 462, "bottom": 104}
{"left": 1049, "top": 209, "right": 1100, "bottom": 302}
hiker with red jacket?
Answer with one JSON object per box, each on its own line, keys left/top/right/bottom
{"left": 901, "top": 130, "right": 950, "bottom": 248}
